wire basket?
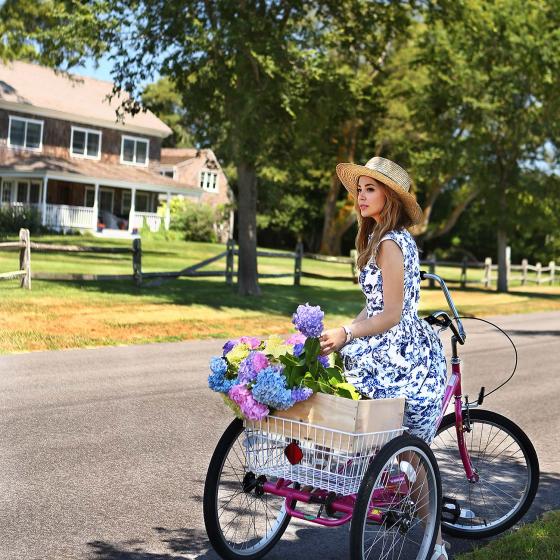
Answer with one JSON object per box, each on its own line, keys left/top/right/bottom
{"left": 243, "top": 416, "right": 405, "bottom": 495}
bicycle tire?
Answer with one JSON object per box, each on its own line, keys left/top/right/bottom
{"left": 203, "top": 418, "right": 293, "bottom": 560}
{"left": 350, "top": 434, "right": 442, "bottom": 560}
{"left": 433, "top": 409, "right": 539, "bottom": 539}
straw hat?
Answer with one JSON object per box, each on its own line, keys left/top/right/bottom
{"left": 336, "top": 156, "right": 423, "bottom": 225}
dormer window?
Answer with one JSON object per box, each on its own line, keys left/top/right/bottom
{"left": 200, "top": 169, "right": 218, "bottom": 192}
{"left": 8, "top": 116, "right": 43, "bottom": 151}
{"left": 121, "top": 135, "right": 149, "bottom": 166}
{"left": 71, "top": 126, "right": 101, "bottom": 159}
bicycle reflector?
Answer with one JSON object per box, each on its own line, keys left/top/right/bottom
{"left": 284, "top": 442, "right": 303, "bottom": 465}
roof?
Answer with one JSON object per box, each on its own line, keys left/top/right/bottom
{"left": 160, "top": 148, "right": 201, "bottom": 165}
{"left": 0, "top": 148, "right": 201, "bottom": 195}
{"left": 0, "top": 61, "right": 172, "bottom": 138}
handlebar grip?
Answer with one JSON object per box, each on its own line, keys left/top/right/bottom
{"left": 420, "top": 270, "right": 427, "bottom": 280}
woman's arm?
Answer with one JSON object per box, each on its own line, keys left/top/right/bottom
{"left": 351, "top": 306, "right": 368, "bottom": 324}
{"left": 319, "top": 240, "right": 405, "bottom": 355}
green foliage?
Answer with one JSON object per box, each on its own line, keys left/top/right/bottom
{"left": 280, "top": 337, "right": 360, "bottom": 400}
{"left": 0, "top": 206, "right": 42, "bottom": 236}
{"left": 167, "top": 198, "right": 220, "bottom": 243}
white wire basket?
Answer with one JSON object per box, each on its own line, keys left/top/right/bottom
{"left": 244, "top": 416, "right": 405, "bottom": 495}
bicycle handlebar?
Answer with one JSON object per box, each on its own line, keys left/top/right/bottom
{"left": 420, "top": 270, "right": 466, "bottom": 344}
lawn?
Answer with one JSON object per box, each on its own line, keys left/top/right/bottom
{"left": 455, "top": 510, "right": 560, "bottom": 560}
{"left": 1, "top": 234, "right": 559, "bottom": 354}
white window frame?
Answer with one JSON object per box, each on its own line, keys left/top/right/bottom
{"left": 70, "top": 126, "right": 102, "bottom": 160}
{"left": 120, "top": 135, "right": 150, "bottom": 167}
{"left": 8, "top": 115, "right": 44, "bottom": 152}
{"left": 199, "top": 169, "right": 219, "bottom": 193}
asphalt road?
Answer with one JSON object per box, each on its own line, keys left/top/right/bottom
{"left": 1, "top": 311, "right": 559, "bottom": 560}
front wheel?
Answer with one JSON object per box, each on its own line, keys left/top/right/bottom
{"left": 433, "top": 409, "right": 539, "bottom": 539}
{"left": 350, "top": 434, "right": 442, "bottom": 560}
{"left": 203, "top": 418, "right": 292, "bottom": 560}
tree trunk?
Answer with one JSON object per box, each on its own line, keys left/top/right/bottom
{"left": 496, "top": 228, "right": 508, "bottom": 293}
{"left": 237, "top": 162, "right": 260, "bottom": 296}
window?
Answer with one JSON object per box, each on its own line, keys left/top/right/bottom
{"left": 135, "top": 192, "right": 149, "bottom": 212}
{"left": 8, "top": 116, "right": 43, "bottom": 151}
{"left": 29, "top": 182, "right": 41, "bottom": 203}
{"left": 200, "top": 170, "right": 218, "bottom": 192}
{"left": 122, "top": 191, "right": 131, "bottom": 214}
{"left": 160, "top": 170, "right": 174, "bottom": 178}
{"left": 71, "top": 127, "right": 101, "bottom": 159}
{"left": 16, "top": 181, "right": 28, "bottom": 203}
{"left": 1, "top": 180, "right": 14, "bottom": 203}
{"left": 121, "top": 136, "right": 149, "bottom": 166}
{"left": 84, "top": 187, "right": 95, "bottom": 207}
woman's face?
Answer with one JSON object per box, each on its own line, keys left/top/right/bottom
{"left": 357, "top": 175, "right": 387, "bottom": 221}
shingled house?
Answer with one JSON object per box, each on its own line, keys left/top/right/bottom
{"left": 0, "top": 61, "right": 233, "bottom": 238}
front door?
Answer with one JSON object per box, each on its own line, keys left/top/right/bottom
{"left": 99, "top": 189, "right": 114, "bottom": 213}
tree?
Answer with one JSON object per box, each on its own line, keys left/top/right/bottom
{"left": 410, "top": 0, "right": 560, "bottom": 291}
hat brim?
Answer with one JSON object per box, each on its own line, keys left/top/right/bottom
{"left": 336, "top": 162, "right": 424, "bottom": 226}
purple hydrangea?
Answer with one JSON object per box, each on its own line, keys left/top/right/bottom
{"left": 252, "top": 352, "right": 269, "bottom": 373}
{"left": 252, "top": 366, "right": 295, "bottom": 410}
{"left": 292, "top": 303, "right": 324, "bottom": 338}
{"left": 293, "top": 343, "right": 305, "bottom": 358}
{"left": 291, "top": 386, "right": 313, "bottom": 403}
{"left": 237, "top": 352, "right": 258, "bottom": 384}
{"left": 222, "top": 340, "right": 236, "bottom": 356}
{"left": 285, "top": 332, "right": 307, "bottom": 345}
{"left": 317, "top": 354, "right": 330, "bottom": 368}
{"left": 239, "top": 336, "right": 261, "bottom": 349}
{"left": 228, "top": 384, "right": 269, "bottom": 420}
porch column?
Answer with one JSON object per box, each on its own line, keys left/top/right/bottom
{"left": 92, "top": 183, "right": 100, "bottom": 231}
{"left": 128, "top": 187, "right": 136, "bottom": 233}
{"left": 41, "top": 176, "right": 48, "bottom": 226}
{"left": 165, "top": 191, "right": 171, "bottom": 230}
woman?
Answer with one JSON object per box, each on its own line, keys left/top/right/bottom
{"left": 319, "top": 156, "right": 448, "bottom": 560}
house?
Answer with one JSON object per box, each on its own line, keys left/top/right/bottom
{"left": 0, "top": 60, "right": 233, "bottom": 238}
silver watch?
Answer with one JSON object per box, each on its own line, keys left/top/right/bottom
{"left": 342, "top": 325, "right": 354, "bottom": 344}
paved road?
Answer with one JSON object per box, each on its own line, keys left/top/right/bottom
{"left": 1, "top": 311, "right": 559, "bottom": 560}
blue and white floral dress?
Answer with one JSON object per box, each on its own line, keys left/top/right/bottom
{"left": 340, "top": 228, "right": 447, "bottom": 443}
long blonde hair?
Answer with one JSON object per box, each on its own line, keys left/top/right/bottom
{"left": 355, "top": 183, "right": 412, "bottom": 269}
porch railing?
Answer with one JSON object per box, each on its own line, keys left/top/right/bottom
{"left": 44, "top": 204, "right": 94, "bottom": 229}
{"left": 131, "top": 211, "right": 162, "bottom": 232}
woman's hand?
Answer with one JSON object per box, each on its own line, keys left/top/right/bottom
{"left": 319, "top": 327, "right": 346, "bottom": 356}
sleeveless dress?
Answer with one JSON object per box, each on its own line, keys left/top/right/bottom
{"left": 340, "top": 228, "right": 447, "bottom": 443}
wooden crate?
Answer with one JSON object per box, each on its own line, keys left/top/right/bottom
{"left": 246, "top": 393, "right": 405, "bottom": 452}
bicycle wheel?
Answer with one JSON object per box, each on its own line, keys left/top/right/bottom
{"left": 350, "top": 434, "right": 441, "bottom": 560}
{"left": 203, "top": 418, "right": 293, "bottom": 560}
{"left": 433, "top": 409, "right": 539, "bottom": 539}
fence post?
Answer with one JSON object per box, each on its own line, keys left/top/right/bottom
{"left": 536, "top": 262, "right": 542, "bottom": 285}
{"left": 460, "top": 256, "right": 468, "bottom": 289}
{"left": 350, "top": 249, "right": 358, "bottom": 283}
{"left": 521, "top": 258, "right": 528, "bottom": 286}
{"left": 428, "top": 256, "right": 436, "bottom": 288}
{"left": 132, "top": 238, "right": 142, "bottom": 286}
{"left": 484, "top": 257, "right": 492, "bottom": 288}
{"left": 550, "top": 261, "right": 556, "bottom": 285}
{"left": 225, "top": 238, "right": 235, "bottom": 285}
{"left": 18, "top": 228, "right": 31, "bottom": 289}
{"left": 294, "top": 242, "right": 303, "bottom": 286}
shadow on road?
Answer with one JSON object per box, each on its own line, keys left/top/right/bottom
{"left": 86, "top": 470, "right": 559, "bottom": 560}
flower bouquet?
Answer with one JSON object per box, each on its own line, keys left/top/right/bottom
{"left": 208, "top": 303, "right": 360, "bottom": 421}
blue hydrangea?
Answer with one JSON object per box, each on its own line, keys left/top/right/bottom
{"left": 237, "top": 352, "right": 257, "bottom": 384}
{"left": 291, "top": 386, "right": 313, "bottom": 403}
{"left": 317, "top": 354, "right": 330, "bottom": 368}
{"left": 208, "top": 356, "right": 236, "bottom": 393}
{"left": 292, "top": 303, "right": 324, "bottom": 338}
{"left": 252, "top": 366, "right": 295, "bottom": 410}
{"left": 293, "top": 343, "right": 305, "bottom": 358}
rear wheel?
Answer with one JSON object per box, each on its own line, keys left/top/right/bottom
{"left": 433, "top": 409, "right": 539, "bottom": 539}
{"left": 350, "top": 434, "right": 441, "bottom": 560}
{"left": 203, "top": 419, "right": 293, "bottom": 560}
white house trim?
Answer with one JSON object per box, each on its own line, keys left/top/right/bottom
{"left": 0, "top": 99, "right": 170, "bottom": 138}
{"left": 7, "top": 115, "right": 44, "bottom": 152}
{"left": 70, "top": 126, "right": 102, "bottom": 160}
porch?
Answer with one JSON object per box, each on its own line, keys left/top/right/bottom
{"left": 0, "top": 177, "right": 170, "bottom": 234}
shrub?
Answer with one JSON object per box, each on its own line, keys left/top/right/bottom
{"left": 0, "top": 205, "right": 43, "bottom": 237}
{"left": 167, "top": 198, "right": 219, "bottom": 242}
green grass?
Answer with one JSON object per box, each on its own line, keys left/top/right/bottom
{"left": 455, "top": 511, "right": 560, "bottom": 560}
{"left": 1, "top": 234, "right": 559, "bottom": 353}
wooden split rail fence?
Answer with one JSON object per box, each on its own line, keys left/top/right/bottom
{"left": 0, "top": 230, "right": 556, "bottom": 289}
